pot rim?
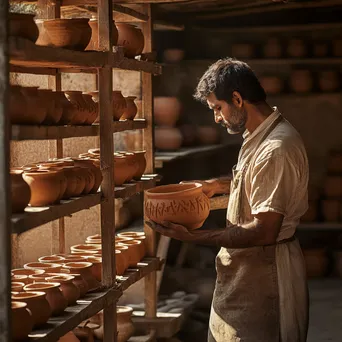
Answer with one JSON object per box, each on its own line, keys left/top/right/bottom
{"left": 24, "top": 262, "right": 62, "bottom": 269}
{"left": 145, "top": 182, "right": 202, "bottom": 196}
{"left": 12, "top": 301, "right": 28, "bottom": 309}
{"left": 24, "top": 282, "right": 60, "bottom": 291}
{"left": 12, "top": 291, "right": 46, "bottom": 299}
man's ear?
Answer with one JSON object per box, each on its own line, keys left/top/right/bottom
{"left": 232, "top": 91, "right": 243, "bottom": 108}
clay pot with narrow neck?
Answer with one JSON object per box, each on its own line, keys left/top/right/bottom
{"left": 24, "top": 262, "right": 63, "bottom": 273}
{"left": 263, "top": 37, "right": 282, "bottom": 58}
{"left": 121, "top": 96, "right": 137, "bottom": 120}
{"left": 145, "top": 183, "right": 210, "bottom": 230}
{"left": 23, "top": 170, "right": 65, "bottom": 206}
{"left": 64, "top": 91, "right": 88, "bottom": 125}
{"left": 20, "top": 87, "right": 47, "bottom": 124}
{"left": 287, "top": 38, "right": 307, "bottom": 57}
{"left": 289, "top": 70, "right": 313, "bottom": 93}
{"left": 64, "top": 262, "right": 100, "bottom": 291}
{"left": 11, "top": 301, "right": 34, "bottom": 340}
{"left": 155, "top": 127, "right": 183, "bottom": 151}
{"left": 46, "top": 275, "right": 80, "bottom": 305}
{"left": 154, "top": 97, "right": 181, "bottom": 127}
{"left": 24, "top": 282, "right": 67, "bottom": 316}
{"left": 70, "top": 273, "right": 89, "bottom": 298}
{"left": 116, "top": 23, "right": 144, "bottom": 58}
{"left": 86, "top": 19, "right": 118, "bottom": 50}
{"left": 318, "top": 71, "right": 340, "bottom": 92}
{"left": 114, "top": 155, "right": 129, "bottom": 186}
{"left": 82, "top": 93, "right": 98, "bottom": 124}
{"left": 12, "top": 291, "right": 51, "bottom": 327}
{"left": 12, "top": 282, "right": 25, "bottom": 292}
{"left": 10, "top": 13, "right": 38, "bottom": 42}
{"left": 113, "top": 91, "right": 127, "bottom": 121}
{"left": 10, "top": 170, "right": 31, "bottom": 213}
{"left": 9, "top": 86, "right": 28, "bottom": 124}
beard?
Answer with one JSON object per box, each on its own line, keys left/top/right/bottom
{"left": 221, "top": 106, "right": 247, "bottom": 135}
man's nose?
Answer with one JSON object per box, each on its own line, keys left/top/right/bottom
{"left": 214, "top": 112, "right": 222, "bottom": 124}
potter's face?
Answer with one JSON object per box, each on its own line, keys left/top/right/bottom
{"left": 206, "top": 93, "right": 247, "bottom": 135}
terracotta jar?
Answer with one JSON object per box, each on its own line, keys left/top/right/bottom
{"left": 116, "top": 152, "right": 139, "bottom": 183}
{"left": 24, "top": 282, "right": 67, "bottom": 316}
{"left": 9, "top": 13, "right": 39, "bottom": 42}
{"left": 86, "top": 19, "right": 118, "bottom": 50}
{"left": 116, "top": 23, "right": 145, "bottom": 58}
{"left": 20, "top": 87, "right": 47, "bottom": 124}
{"left": 46, "top": 274, "right": 80, "bottom": 305}
{"left": 12, "top": 291, "right": 51, "bottom": 327}
{"left": 145, "top": 183, "right": 210, "bottom": 230}
{"left": 64, "top": 262, "right": 100, "bottom": 292}
{"left": 231, "top": 43, "right": 254, "bottom": 58}
{"left": 64, "top": 91, "right": 88, "bottom": 125}
{"left": 9, "top": 86, "right": 28, "bottom": 124}
{"left": 113, "top": 91, "right": 127, "bottom": 121}
{"left": 324, "top": 176, "right": 342, "bottom": 197}
{"left": 154, "top": 97, "right": 181, "bottom": 127}
{"left": 259, "top": 76, "right": 284, "bottom": 95}
{"left": 287, "top": 38, "right": 307, "bottom": 57}
{"left": 68, "top": 166, "right": 86, "bottom": 197}
{"left": 39, "top": 255, "right": 65, "bottom": 264}
{"left": 12, "top": 282, "right": 25, "bottom": 293}
{"left": 289, "top": 70, "right": 313, "bottom": 93}
{"left": 69, "top": 273, "right": 89, "bottom": 298}
{"left": 42, "top": 18, "right": 91, "bottom": 50}
{"left": 155, "top": 127, "right": 183, "bottom": 151}
{"left": 86, "top": 256, "right": 102, "bottom": 282}
{"left": 12, "top": 274, "right": 29, "bottom": 285}
{"left": 322, "top": 199, "right": 340, "bottom": 222}
{"left": 114, "top": 155, "right": 130, "bottom": 186}
{"left": 131, "top": 151, "right": 146, "bottom": 180}
{"left": 121, "top": 239, "right": 145, "bottom": 263}
{"left": 196, "top": 126, "right": 220, "bottom": 145}
{"left": 121, "top": 96, "right": 138, "bottom": 120}
{"left": 302, "top": 249, "right": 328, "bottom": 278}
{"left": 82, "top": 94, "right": 98, "bottom": 125}
{"left": 333, "top": 39, "right": 342, "bottom": 57}
{"left": 318, "top": 71, "right": 340, "bottom": 92}
{"left": 11, "top": 301, "right": 34, "bottom": 340}
{"left": 24, "top": 262, "right": 63, "bottom": 273}
{"left": 23, "top": 170, "right": 65, "bottom": 206}
{"left": 313, "top": 42, "right": 329, "bottom": 57}
{"left": 38, "top": 89, "right": 58, "bottom": 125}
{"left": 10, "top": 170, "right": 31, "bottom": 213}
{"left": 263, "top": 38, "right": 282, "bottom": 58}
{"left": 115, "top": 250, "right": 126, "bottom": 276}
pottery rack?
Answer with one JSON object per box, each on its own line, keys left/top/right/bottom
{"left": 1, "top": 1, "right": 161, "bottom": 341}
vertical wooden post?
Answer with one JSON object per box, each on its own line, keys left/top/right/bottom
{"left": 0, "top": 2, "right": 12, "bottom": 341}
{"left": 142, "top": 4, "right": 157, "bottom": 340}
{"left": 98, "top": 1, "right": 116, "bottom": 341}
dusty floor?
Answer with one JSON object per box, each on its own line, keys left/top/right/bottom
{"left": 308, "top": 279, "right": 342, "bottom": 342}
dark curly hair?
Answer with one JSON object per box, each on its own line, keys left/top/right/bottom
{"left": 194, "top": 58, "right": 266, "bottom": 104}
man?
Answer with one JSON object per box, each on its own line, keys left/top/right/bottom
{"left": 146, "top": 58, "right": 309, "bottom": 341}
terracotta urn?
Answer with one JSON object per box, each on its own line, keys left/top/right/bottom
{"left": 64, "top": 262, "right": 100, "bottom": 292}
{"left": 64, "top": 91, "right": 88, "bottom": 125}
{"left": 313, "top": 42, "right": 329, "bottom": 57}
{"left": 155, "top": 127, "right": 183, "bottom": 151}
{"left": 23, "top": 170, "right": 65, "bottom": 206}
{"left": 39, "top": 255, "right": 66, "bottom": 264}
{"left": 69, "top": 273, "right": 89, "bottom": 298}
{"left": 163, "top": 48, "right": 185, "bottom": 63}
{"left": 113, "top": 91, "right": 127, "bottom": 121}
{"left": 86, "top": 19, "right": 118, "bottom": 50}
{"left": 86, "top": 256, "right": 102, "bottom": 282}
{"left": 131, "top": 151, "right": 146, "bottom": 179}
{"left": 9, "top": 13, "right": 39, "bottom": 42}
{"left": 322, "top": 199, "right": 340, "bottom": 222}
{"left": 24, "top": 282, "right": 67, "bottom": 316}
{"left": 302, "top": 249, "right": 328, "bottom": 278}
{"left": 42, "top": 18, "right": 91, "bottom": 51}
{"left": 289, "top": 70, "right": 313, "bottom": 93}
{"left": 259, "top": 76, "right": 284, "bottom": 95}
{"left": 12, "top": 282, "right": 25, "bottom": 293}
{"left": 121, "top": 96, "right": 138, "bottom": 120}
{"left": 116, "top": 23, "right": 145, "bottom": 58}
{"left": 9, "top": 86, "right": 28, "bottom": 124}
{"left": 231, "top": 43, "right": 254, "bottom": 58}
{"left": 145, "top": 183, "right": 210, "bottom": 230}
{"left": 263, "top": 38, "right": 282, "bottom": 58}
{"left": 38, "top": 89, "right": 60, "bottom": 125}
{"left": 46, "top": 275, "right": 80, "bottom": 305}
{"left": 154, "top": 97, "right": 181, "bottom": 127}
{"left": 12, "top": 291, "right": 51, "bottom": 327}
{"left": 196, "top": 126, "right": 220, "bottom": 145}
{"left": 287, "top": 38, "right": 307, "bottom": 57}
{"left": 324, "top": 176, "right": 342, "bottom": 197}
{"left": 20, "top": 87, "right": 47, "bottom": 124}
{"left": 10, "top": 170, "right": 31, "bottom": 213}
{"left": 114, "top": 155, "right": 130, "bottom": 186}
{"left": 11, "top": 301, "right": 34, "bottom": 340}
{"left": 24, "top": 262, "right": 63, "bottom": 273}
{"left": 12, "top": 274, "right": 29, "bottom": 285}
{"left": 318, "top": 71, "right": 340, "bottom": 92}
{"left": 333, "top": 39, "right": 342, "bottom": 56}
{"left": 115, "top": 250, "right": 126, "bottom": 276}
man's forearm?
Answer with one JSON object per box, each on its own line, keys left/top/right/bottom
{"left": 209, "top": 176, "right": 232, "bottom": 194}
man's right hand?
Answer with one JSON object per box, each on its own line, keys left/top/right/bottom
{"left": 180, "top": 177, "right": 231, "bottom": 198}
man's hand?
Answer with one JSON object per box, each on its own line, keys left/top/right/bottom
{"left": 180, "top": 177, "right": 231, "bottom": 198}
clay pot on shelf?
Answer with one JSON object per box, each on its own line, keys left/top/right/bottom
{"left": 113, "top": 91, "right": 127, "bottom": 121}
{"left": 28, "top": 273, "right": 48, "bottom": 282}
{"left": 12, "top": 291, "right": 51, "bottom": 327}
{"left": 154, "top": 97, "right": 181, "bottom": 127}
{"left": 163, "top": 48, "right": 185, "bottom": 63}
{"left": 64, "top": 262, "right": 100, "bottom": 292}
{"left": 12, "top": 282, "right": 25, "bottom": 293}
{"left": 121, "top": 239, "right": 145, "bottom": 263}
{"left": 35, "top": 19, "right": 51, "bottom": 46}
{"left": 10, "top": 170, "right": 31, "bottom": 213}
{"left": 324, "top": 176, "right": 342, "bottom": 197}
{"left": 38, "top": 89, "right": 61, "bottom": 125}
{"left": 12, "top": 274, "right": 29, "bottom": 285}
{"left": 116, "top": 23, "right": 145, "bottom": 58}
{"left": 64, "top": 91, "right": 88, "bottom": 125}
{"left": 118, "top": 232, "right": 146, "bottom": 250}
{"left": 196, "top": 126, "right": 220, "bottom": 145}
{"left": 86, "top": 256, "right": 102, "bottom": 282}
{"left": 322, "top": 199, "right": 340, "bottom": 222}
{"left": 42, "top": 18, "right": 91, "bottom": 51}
{"left": 318, "top": 71, "right": 340, "bottom": 92}
{"left": 71, "top": 244, "right": 101, "bottom": 254}
{"left": 11, "top": 301, "right": 34, "bottom": 340}
{"left": 131, "top": 151, "right": 146, "bottom": 180}
{"left": 289, "top": 70, "right": 313, "bottom": 93}
{"left": 20, "top": 87, "right": 47, "bottom": 124}
{"left": 82, "top": 94, "right": 98, "bottom": 125}
{"left": 36, "top": 167, "right": 67, "bottom": 201}
{"left": 46, "top": 275, "right": 80, "bottom": 305}
{"left": 263, "top": 38, "right": 282, "bottom": 58}
{"left": 24, "top": 262, "right": 63, "bottom": 273}
{"left": 9, "top": 13, "right": 39, "bottom": 43}
{"left": 24, "top": 282, "right": 67, "bottom": 316}
{"left": 155, "top": 127, "right": 183, "bottom": 151}
{"left": 85, "top": 234, "right": 101, "bottom": 245}
{"left": 287, "top": 38, "right": 307, "bottom": 57}
{"left": 115, "top": 250, "right": 126, "bottom": 276}
{"left": 259, "top": 76, "right": 284, "bottom": 95}
{"left": 114, "top": 155, "right": 130, "bottom": 186}
{"left": 121, "top": 96, "right": 138, "bottom": 120}
{"left": 39, "top": 255, "right": 66, "bottom": 264}
{"left": 116, "top": 152, "right": 139, "bottom": 183}
{"left": 302, "top": 249, "right": 328, "bottom": 278}
{"left": 69, "top": 273, "right": 89, "bottom": 298}
{"left": 12, "top": 268, "right": 45, "bottom": 278}
{"left": 231, "top": 43, "right": 254, "bottom": 58}
{"left": 333, "top": 39, "right": 342, "bottom": 57}
{"left": 145, "top": 183, "right": 210, "bottom": 230}
{"left": 55, "top": 91, "right": 77, "bottom": 125}
{"left": 313, "top": 42, "right": 329, "bottom": 57}
{"left": 9, "top": 86, "right": 28, "bottom": 124}
{"left": 86, "top": 19, "right": 118, "bottom": 50}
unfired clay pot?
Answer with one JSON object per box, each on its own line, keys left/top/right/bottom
{"left": 42, "top": 18, "right": 91, "bottom": 50}
{"left": 318, "top": 71, "right": 340, "bottom": 92}
{"left": 46, "top": 274, "right": 80, "bottom": 305}
{"left": 12, "top": 291, "right": 51, "bottom": 327}
{"left": 259, "top": 76, "right": 284, "bottom": 95}
{"left": 9, "top": 13, "right": 39, "bottom": 42}
{"left": 289, "top": 70, "right": 313, "bottom": 93}
{"left": 155, "top": 127, "right": 183, "bottom": 151}
{"left": 24, "top": 282, "right": 67, "bottom": 316}
{"left": 20, "top": 87, "right": 47, "bottom": 124}
{"left": 10, "top": 170, "right": 31, "bottom": 213}
{"left": 263, "top": 38, "right": 282, "bottom": 58}
{"left": 121, "top": 96, "right": 138, "bottom": 120}
{"left": 64, "top": 262, "right": 100, "bottom": 291}
{"left": 145, "top": 183, "right": 210, "bottom": 230}
{"left": 116, "top": 23, "right": 145, "bottom": 58}
{"left": 86, "top": 19, "right": 118, "bottom": 50}
{"left": 154, "top": 97, "right": 181, "bottom": 127}
{"left": 9, "top": 86, "right": 28, "bottom": 124}
{"left": 287, "top": 38, "right": 307, "bottom": 57}
{"left": 11, "top": 301, "right": 34, "bottom": 340}
{"left": 196, "top": 126, "right": 219, "bottom": 145}
{"left": 302, "top": 249, "right": 328, "bottom": 278}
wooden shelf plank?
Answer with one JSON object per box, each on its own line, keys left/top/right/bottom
{"left": 114, "top": 57, "right": 162, "bottom": 75}
{"left": 113, "top": 4, "right": 148, "bottom": 22}
{"left": 28, "top": 287, "right": 121, "bottom": 342}
{"left": 11, "top": 120, "right": 147, "bottom": 141}
{"left": 298, "top": 222, "right": 342, "bottom": 231}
